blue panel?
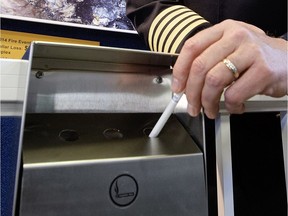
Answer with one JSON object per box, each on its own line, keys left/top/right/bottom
{"left": 1, "top": 117, "right": 22, "bottom": 216}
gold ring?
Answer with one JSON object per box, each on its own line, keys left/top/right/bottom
{"left": 223, "top": 58, "right": 239, "bottom": 79}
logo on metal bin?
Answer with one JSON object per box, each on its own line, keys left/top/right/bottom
{"left": 110, "top": 174, "right": 138, "bottom": 207}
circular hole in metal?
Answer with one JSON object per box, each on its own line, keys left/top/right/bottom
{"left": 143, "top": 127, "right": 153, "bottom": 137}
{"left": 59, "top": 129, "right": 79, "bottom": 142}
{"left": 103, "top": 128, "right": 124, "bottom": 139}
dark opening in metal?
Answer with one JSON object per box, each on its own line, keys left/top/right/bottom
{"left": 103, "top": 128, "right": 124, "bottom": 139}
{"left": 59, "top": 129, "right": 79, "bottom": 142}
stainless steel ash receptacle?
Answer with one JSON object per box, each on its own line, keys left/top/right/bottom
{"left": 14, "top": 42, "right": 208, "bottom": 216}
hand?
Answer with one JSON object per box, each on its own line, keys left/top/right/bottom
{"left": 172, "top": 19, "right": 288, "bottom": 119}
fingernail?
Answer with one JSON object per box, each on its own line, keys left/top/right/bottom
{"left": 172, "top": 77, "right": 181, "bottom": 92}
{"left": 204, "top": 110, "right": 216, "bottom": 119}
{"left": 187, "top": 104, "right": 199, "bottom": 117}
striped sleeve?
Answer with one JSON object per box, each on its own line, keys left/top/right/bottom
{"left": 148, "top": 5, "right": 210, "bottom": 54}
{"left": 126, "top": 1, "right": 211, "bottom": 54}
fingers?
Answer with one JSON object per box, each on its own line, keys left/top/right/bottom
{"left": 200, "top": 44, "right": 256, "bottom": 118}
{"left": 172, "top": 19, "right": 254, "bottom": 93}
{"left": 172, "top": 19, "right": 268, "bottom": 119}
{"left": 171, "top": 22, "right": 225, "bottom": 93}
{"left": 223, "top": 66, "right": 265, "bottom": 114}
{"left": 184, "top": 30, "right": 246, "bottom": 117}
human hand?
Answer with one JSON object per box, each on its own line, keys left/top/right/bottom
{"left": 172, "top": 19, "right": 288, "bottom": 119}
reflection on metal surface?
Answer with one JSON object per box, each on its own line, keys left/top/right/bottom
{"left": 23, "top": 42, "right": 179, "bottom": 114}
{"left": 22, "top": 113, "right": 201, "bottom": 163}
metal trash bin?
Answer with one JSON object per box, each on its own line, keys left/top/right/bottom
{"left": 15, "top": 42, "right": 208, "bottom": 216}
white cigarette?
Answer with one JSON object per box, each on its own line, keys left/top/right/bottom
{"left": 149, "top": 92, "right": 183, "bottom": 138}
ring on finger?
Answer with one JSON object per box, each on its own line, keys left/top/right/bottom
{"left": 223, "top": 58, "right": 239, "bottom": 79}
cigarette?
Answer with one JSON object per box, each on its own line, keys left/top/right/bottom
{"left": 149, "top": 92, "right": 183, "bottom": 138}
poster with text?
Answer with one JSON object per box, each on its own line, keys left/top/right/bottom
{"left": 1, "top": 30, "right": 100, "bottom": 59}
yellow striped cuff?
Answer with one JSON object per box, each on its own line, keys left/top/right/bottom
{"left": 148, "top": 5, "right": 210, "bottom": 54}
